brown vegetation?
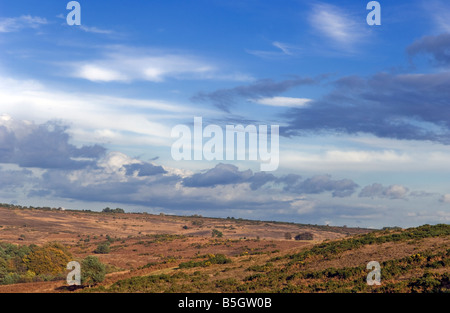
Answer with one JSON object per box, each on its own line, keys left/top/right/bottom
{"left": 3, "top": 205, "right": 447, "bottom": 293}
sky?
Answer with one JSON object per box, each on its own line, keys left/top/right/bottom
{"left": 1, "top": 0, "right": 450, "bottom": 228}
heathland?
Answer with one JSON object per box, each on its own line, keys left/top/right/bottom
{"left": 0, "top": 204, "right": 448, "bottom": 293}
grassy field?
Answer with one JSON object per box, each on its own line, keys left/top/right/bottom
{"left": 0, "top": 204, "right": 448, "bottom": 293}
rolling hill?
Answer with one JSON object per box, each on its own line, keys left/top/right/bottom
{"left": 0, "top": 204, "right": 448, "bottom": 293}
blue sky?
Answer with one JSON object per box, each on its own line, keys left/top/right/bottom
{"left": 1, "top": 0, "right": 450, "bottom": 228}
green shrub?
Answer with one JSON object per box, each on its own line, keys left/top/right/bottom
{"left": 212, "top": 229, "right": 223, "bottom": 238}
{"left": 179, "top": 254, "right": 231, "bottom": 269}
{"left": 81, "top": 256, "right": 106, "bottom": 286}
{"left": 94, "top": 242, "right": 110, "bottom": 254}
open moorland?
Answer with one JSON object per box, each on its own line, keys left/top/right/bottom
{"left": 0, "top": 204, "right": 448, "bottom": 293}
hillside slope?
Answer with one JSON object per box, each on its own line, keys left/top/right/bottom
{"left": 87, "top": 224, "right": 450, "bottom": 293}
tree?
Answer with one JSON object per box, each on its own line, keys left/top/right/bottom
{"left": 284, "top": 232, "right": 292, "bottom": 240}
{"left": 294, "top": 232, "right": 314, "bottom": 241}
{"left": 102, "top": 207, "right": 125, "bottom": 213}
{"left": 81, "top": 256, "right": 106, "bottom": 287}
{"left": 94, "top": 242, "right": 110, "bottom": 254}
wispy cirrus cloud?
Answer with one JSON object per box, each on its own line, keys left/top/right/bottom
{"left": 308, "top": 3, "right": 367, "bottom": 52}
{"left": 65, "top": 46, "right": 250, "bottom": 83}
{"left": 0, "top": 15, "right": 47, "bottom": 33}
{"left": 253, "top": 96, "right": 312, "bottom": 108}
{"left": 79, "top": 25, "right": 114, "bottom": 35}
{"left": 246, "top": 41, "right": 302, "bottom": 59}
{"left": 0, "top": 74, "right": 205, "bottom": 148}
{"left": 71, "top": 53, "right": 215, "bottom": 83}
{"left": 272, "top": 41, "right": 294, "bottom": 55}
{"left": 423, "top": 0, "right": 450, "bottom": 33}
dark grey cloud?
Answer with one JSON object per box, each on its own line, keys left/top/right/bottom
{"left": 276, "top": 173, "right": 302, "bottom": 186}
{"left": 283, "top": 174, "right": 359, "bottom": 198}
{"left": 182, "top": 163, "right": 253, "bottom": 187}
{"left": 36, "top": 158, "right": 178, "bottom": 205}
{"left": 359, "top": 183, "right": 409, "bottom": 199}
{"left": 0, "top": 120, "right": 106, "bottom": 169}
{"left": 40, "top": 169, "right": 144, "bottom": 203}
{"left": 124, "top": 163, "right": 166, "bottom": 177}
{"left": 191, "top": 77, "right": 317, "bottom": 112}
{"left": 407, "top": 33, "right": 450, "bottom": 67}
{"left": 27, "top": 189, "right": 52, "bottom": 198}
{"left": 0, "top": 167, "right": 35, "bottom": 190}
{"left": 247, "top": 172, "right": 277, "bottom": 190}
{"left": 37, "top": 164, "right": 291, "bottom": 213}
{"left": 283, "top": 71, "right": 450, "bottom": 144}
{"left": 409, "top": 190, "right": 437, "bottom": 198}
{"left": 182, "top": 164, "right": 357, "bottom": 197}
{"left": 0, "top": 126, "right": 15, "bottom": 163}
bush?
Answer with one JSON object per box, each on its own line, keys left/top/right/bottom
{"left": 81, "top": 256, "right": 106, "bottom": 286}
{"left": 179, "top": 254, "right": 231, "bottom": 269}
{"left": 22, "top": 243, "right": 72, "bottom": 276}
{"left": 94, "top": 242, "right": 110, "bottom": 254}
{"left": 212, "top": 229, "right": 223, "bottom": 238}
{"left": 294, "top": 232, "right": 314, "bottom": 240}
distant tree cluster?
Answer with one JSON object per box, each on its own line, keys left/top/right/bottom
{"left": 284, "top": 232, "right": 314, "bottom": 240}
{"left": 294, "top": 232, "right": 314, "bottom": 241}
{"left": 102, "top": 207, "right": 125, "bottom": 213}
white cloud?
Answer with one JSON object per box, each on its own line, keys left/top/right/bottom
{"left": 79, "top": 25, "right": 114, "bottom": 35}
{"left": 324, "top": 150, "right": 411, "bottom": 163}
{"left": 424, "top": 1, "right": 450, "bottom": 33}
{"left": 253, "top": 96, "right": 312, "bottom": 108}
{"left": 439, "top": 194, "right": 450, "bottom": 203}
{"left": 0, "top": 15, "right": 47, "bottom": 33}
{"left": 0, "top": 74, "right": 220, "bottom": 148}
{"left": 309, "top": 3, "right": 365, "bottom": 50}
{"left": 272, "top": 41, "right": 295, "bottom": 55}
{"left": 246, "top": 41, "right": 301, "bottom": 59}
{"left": 281, "top": 148, "right": 413, "bottom": 173}
{"left": 384, "top": 184, "right": 409, "bottom": 199}
{"left": 66, "top": 47, "right": 245, "bottom": 83}
{"left": 278, "top": 133, "right": 450, "bottom": 176}
{"left": 76, "top": 64, "right": 126, "bottom": 82}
